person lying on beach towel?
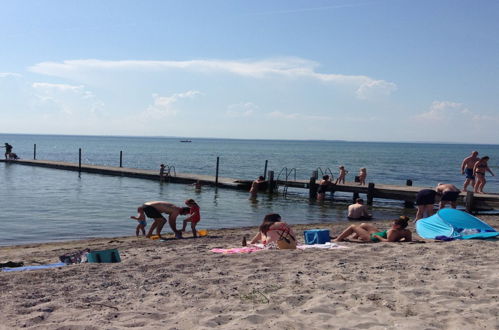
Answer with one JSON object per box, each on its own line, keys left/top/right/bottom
{"left": 333, "top": 216, "right": 412, "bottom": 243}
{"left": 250, "top": 213, "right": 297, "bottom": 249}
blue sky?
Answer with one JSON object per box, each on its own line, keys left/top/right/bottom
{"left": 1, "top": 0, "right": 498, "bottom": 142}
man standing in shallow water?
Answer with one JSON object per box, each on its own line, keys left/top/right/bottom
{"left": 461, "top": 151, "right": 480, "bottom": 191}
{"left": 131, "top": 201, "right": 190, "bottom": 239}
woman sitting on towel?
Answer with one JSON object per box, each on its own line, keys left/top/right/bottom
{"left": 250, "top": 213, "right": 297, "bottom": 249}
{"left": 333, "top": 216, "right": 412, "bottom": 243}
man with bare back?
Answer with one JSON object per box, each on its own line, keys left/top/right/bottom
{"left": 131, "top": 201, "right": 190, "bottom": 239}
{"left": 461, "top": 151, "right": 479, "bottom": 191}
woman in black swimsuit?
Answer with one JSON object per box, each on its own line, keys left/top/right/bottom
{"left": 473, "top": 156, "right": 495, "bottom": 194}
{"left": 317, "top": 175, "right": 332, "bottom": 200}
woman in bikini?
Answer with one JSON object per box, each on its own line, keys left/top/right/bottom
{"left": 473, "top": 156, "right": 495, "bottom": 194}
{"left": 250, "top": 213, "right": 297, "bottom": 249}
{"left": 333, "top": 216, "right": 412, "bottom": 243}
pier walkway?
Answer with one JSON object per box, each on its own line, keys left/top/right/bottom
{"left": 2, "top": 159, "right": 498, "bottom": 211}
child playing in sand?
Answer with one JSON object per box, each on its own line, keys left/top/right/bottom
{"left": 130, "top": 212, "right": 147, "bottom": 236}
{"left": 335, "top": 166, "right": 348, "bottom": 184}
{"left": 181, "top": 199, "right": 201, "bottom": 237}
{"left": 358, "top": 167, "right": 367, "bottom": 185}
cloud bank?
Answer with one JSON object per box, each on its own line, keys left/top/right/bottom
{"left": 29, "top": 58, "right": 397, "bottom": 100}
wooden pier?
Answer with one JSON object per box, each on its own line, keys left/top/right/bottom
{"left": 2, "top": 159, "right": 499, "bottom": 212}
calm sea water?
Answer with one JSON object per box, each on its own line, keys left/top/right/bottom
{"left": 1, "top": 133, "right": 498, "bottom": 246}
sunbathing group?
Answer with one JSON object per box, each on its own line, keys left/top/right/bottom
{"left": 248, "top": 213, "right": 412, "bottom": 249}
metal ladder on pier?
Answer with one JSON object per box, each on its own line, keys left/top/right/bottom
{"left": 276, "top": 167, "right": 297, "bottom": 197}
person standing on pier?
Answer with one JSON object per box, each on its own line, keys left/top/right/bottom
{"left": 473, "top": 156, "right": 495, "bottom": 194}
{"left": 435, "top": 183, "right": 461, "bottom": 209}
{"left": 461, "top": 151, "right": 480, "bottom": 192}
{"left": 2, "top": 143, "right": 13, "bottom": 159}
{"left": 159, "top": 164, "right": 166, "bottom": 182}
{"left": 358, "top": 168, "right": 367, "bottom": 185}
{"left": 132, "top": 201, "right": 190, "bottom": 239}
{"left": 335, "top": 166, "right": 348, "bottom": 184}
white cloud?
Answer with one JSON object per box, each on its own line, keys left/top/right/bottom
{"left": 414, "top": 101, "right": 467, "bottom": 121}
{"left": 0, "top": 72, "right": 22, "bottom": 78}
{"left": 32, "top": 82, "right": 103, "bottom": 114}
{"left": 29, "top": 58, "right": 396, "bottom": 99}
{"left": 355, "top": 79, "right": 397, "bottom": 100}
{"left": 144, "top": 90, "right": 200, "bottom": 118}
{"left": 226, "top": 102, "right": 259, "bottom": 117}
{"left": 267, "top": 111, "right": 332, "bottom": 121}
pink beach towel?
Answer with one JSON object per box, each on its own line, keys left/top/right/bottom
{"left": 211, "top": 246, "right": 264, "bottom": 254}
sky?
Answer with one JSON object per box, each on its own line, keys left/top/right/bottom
{"left": 1, "top": 0, "right": 498, "bottom": 143}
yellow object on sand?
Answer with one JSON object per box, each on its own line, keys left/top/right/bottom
{"left": 150, "top": 235, "right": 160, "bottom": 240}
{"left": 197, "top": 229, "right": 208, "bottom": 237}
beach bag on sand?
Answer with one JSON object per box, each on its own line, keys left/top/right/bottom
{"left": 87, "top": 249, "right": 121, "bottom": 263}
{"left": 304, "top": 229, "right": 330, "bottom": 244}
{"left": 59, "top": 249, "right": 90, "bottom": 265}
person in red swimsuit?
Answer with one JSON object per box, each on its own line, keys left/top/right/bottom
{"left": 181, "top": 199, "right": 201, "bottom": 237}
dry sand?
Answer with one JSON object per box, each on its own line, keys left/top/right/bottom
{"left": 1, "top": 217, "right": 498, "bottom": 330}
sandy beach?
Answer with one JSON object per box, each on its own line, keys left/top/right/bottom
{"left": 1, "top": 217, "right": 498, "bottom": 330}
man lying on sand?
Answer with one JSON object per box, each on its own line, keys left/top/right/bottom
{"left": 334, "top": 216, "right": 412, "bottom": 243}
{"left": 131, "top": 201, "right": 190, "bottom": 239}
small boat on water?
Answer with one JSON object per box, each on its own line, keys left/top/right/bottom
{"left": 180, "top": 140, "right": 192, "bottom": 143}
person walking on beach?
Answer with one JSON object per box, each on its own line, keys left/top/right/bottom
{"left": 347, "top": 198, "right": 372, "bottom": 220}
{"left": 1, "top": 143, "right": 13, "bottom": 159}
{"left": 435, "top": 183, "right": 461, "bottom": 209}
{"left": 181, "top": 199, "right": 201, "bottom": 237}
{"left": 131, "top": 201, "right": 190, "bottom": 239}
{"left": 335, "top": 166, "right": 348, "bottom": 184}
{"left": 473, "top": 156, "right": 495, "bottom": 194}
{"left": 461, "top": 151, "right": 480, "bottom": 191}
{"left": 249, "top": 176, "right": 266, "bottom": 198}
{"left": 415, "top": 189, "right": 437, "bottom": 220}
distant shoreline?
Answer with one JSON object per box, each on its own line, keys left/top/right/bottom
{"left": 1, "top": 132, "right": 498, "bottom": 146}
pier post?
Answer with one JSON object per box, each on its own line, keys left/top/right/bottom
{"left": 263, "top": 160, "right": 268, "bottom": 180}
{"left": 33, "top": 144, "right": 36, "bottom": 160}
{"left": 78, "top": 148, "right": 82, "bottom": 175}
{"left": 367, "top": 182, "right": 375, "bottom": 205}
{"left": 309, "top": 171, "right": 318, "bottom": 199}
{"left": 404, "top": 180, "right": 414, "bottom": 208}
{"left": 215, "top": 156, "right": 220, "bottom": 187}
{"left": 352, "top": 192, "right": 359, "bottom": 203}
{"left": 465, "top": 191, "right": 474, "bottom": 213}
{"left": 119, "top": 151, "right": 123, "bottom": 168}
{"left": 267, "top": 170, "right": 275, "bottom": 193}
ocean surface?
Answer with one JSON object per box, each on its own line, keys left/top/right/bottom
{"left": 1, "top": 133, "right": 498, "bottom": 246}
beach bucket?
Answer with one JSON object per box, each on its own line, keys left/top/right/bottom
{"left": 197, "top": 229, "right": 208, "bottom": 237}
{"left": 304, "top": 229, "right": 330, "bottom": 245}
{"left": 87, "top": 249, "right": 121, "bottom": 263}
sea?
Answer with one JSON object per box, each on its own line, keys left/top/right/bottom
{"left": 1, "top": 133, "right": 498, "bottom": 246}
